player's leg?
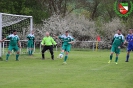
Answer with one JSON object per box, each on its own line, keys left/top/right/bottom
{"left": 63, "top": 52, "right": 69, "bottom": 63}
{"left": 49, "top": 46, "right": 54, "bottom": 60}
{"left": 58, "top": 45, "right": 65, "bottom": 57}
{"left": 126, "top": 51, "right": 130, "bottom": 62}
{"left": 6, "top": 46, "right": 12, "bottom": 61}
{"left": 126, "top": 46, "right": 131, "bottom": 62}
{"left": 115, "top": 54, "right": 119, "bottom": 64}
{"left": 108, "top": 46, "right": 115, "bottom": 63}
{"left": 63, "top": 45, "right": 71, "bottom": 64}
{"left": 14, "top": 46, "right": 20, "bottom": 61}
{"left": 115, "top": 47, "right": 120, "bottom": 64}
{"left": 31, "top": 44, "right": 34, "bottom": 55}
{"left": 27, "top": 42, "right": 30, "bottom": 55}
{"left": 41, "top": 46, "right": 47, "bottom": 59}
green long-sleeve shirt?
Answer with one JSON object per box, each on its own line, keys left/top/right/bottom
{"left": 41, "top": 36, "right": 57, "bottom": 46}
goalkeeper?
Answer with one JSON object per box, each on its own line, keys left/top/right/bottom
{"left": 27, "top": 30, "right": 35, "bottom": 56}
{"left": 57, "top": 30, "right": 74, "bottom": 64}
{"left": 0, "top": 30, "right": 21, "bottom": 61}
{"left": 41, "top": 32, "right": 57, "bottom": 60}
{"left": 108, "top": 29, "right": 124, "bottom": 64}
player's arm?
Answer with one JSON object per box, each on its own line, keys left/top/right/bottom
{"left": 51, "top": 37, "right": 57, "bottom": 45}
{"left": 17, "top": 37, "right": 21, "bottom": 48}
{"left": 18, "top": 41, "right": 21, "bottom": 48}
{"left": 41, "top": 37, "right": 45, "bottom": 46}
{"left": 1, "top": 36, "right": 9, "bottom": 42}
{"left": 124, "top": 35, "right": 128, "bottom": 44}
{"left": 27, "top": 35, "right": 30, "bottom": 39}
{"left": 69, "top": 37, "right": 75, "bottom": 44}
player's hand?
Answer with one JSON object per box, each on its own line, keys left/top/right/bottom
{"left": 53, "top": 35, "right": 58, "bottom": 39}
{"left": 68, "top": 42, "right": 74, "bottom": 44}
{"left": 41, "top": 44, "right": 45, "bottom": 46}
{"left": 118, "top": 46, "right": 121, "bottom": 49}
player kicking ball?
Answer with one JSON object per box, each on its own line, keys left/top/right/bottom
{"left": 124, "top": 29, "right": 133, "bottom": 62}
{"left": 27, "top": 30, "right": 35, "bottom": 56}
{"left": 57, "top": 31, "right": 74, "bottom": 64}
{"left": 0, "top": 30, "right": 21, "bottom": 61}
{"left": 108, "top": 29, "right": 124, "bottom": 64}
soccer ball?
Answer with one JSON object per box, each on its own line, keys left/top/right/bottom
{"left": 59, "top": 54, "right": 63, "bottom": 58}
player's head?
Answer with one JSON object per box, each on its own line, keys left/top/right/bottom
{"left": 117, "top": 29, "right": 122, "bottom": 35}
{"left": 13, "top": 30, "right": 17, "bottom": 35}
{"left": 65, "top": 30, "right": 69, "bottom": 36}
{"left": 129, "top": 29, "right": 133, "bottom": 34}
{"left": 31, "top": 30, "right": 34, "bottom": 34}
{"left": 45, "top": 32, "right": 50, "bottom": 37}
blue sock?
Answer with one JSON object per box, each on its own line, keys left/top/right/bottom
{"left": 126, "top": 55, "right": 129, "bottom": 61}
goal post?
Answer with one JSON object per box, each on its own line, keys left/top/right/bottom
{"left": 0, "top": 12, "right": 33, "bottom": 58}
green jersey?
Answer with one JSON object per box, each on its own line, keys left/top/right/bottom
{"left": 27, "top": 34, "right": 35, "bottom": 44}
{"left": 59, "top": 34, "right": 74, "bottom": 46}
{"left": 112, "top": 34, "right": 124, "bottom": 46}
{"left": 6, "top": 34, "right": 19, "bottom": 46}
{"left": 41, "top": 36, "right": 57, "bottom": 46}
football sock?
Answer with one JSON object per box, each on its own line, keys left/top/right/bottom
{"left": 64, "top": 55, "right": 68, "bottom": 62}
{"left": 31, "top": 50, "right": 33, "bottom": 55}
{"left": 42, "top": 53, "right": 45, "bottom": 59}
{"left": 16, "top": 54, "right": 19, "bottom": 60}
{"left": 126, "top": 55, "right": 129, "bottom": 61}
{"left": 6, "top": 54, "right": 10, "bottom": 60}
{"left": 28, "top": 50, "right": 31, "bottom": 55}
{"left": 115, "top": 57, "right": 118, "bottom": 62}
{"left": 110, "top": 55, "right": 113, "bottom": 60}
{"left": 51, "top": 55, "right": 54, "bottom": 60}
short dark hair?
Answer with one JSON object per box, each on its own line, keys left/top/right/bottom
{"left": 65, "top": 30, "right": 69, "bottom": 33}
{"left": 13, "top": 30, "right": 17, "bottom": 32}
{"left": 118, "top": 29, "right": 122, "bottom": 32}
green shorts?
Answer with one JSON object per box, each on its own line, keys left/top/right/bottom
{"left": 62, "top": 45, "right": 71, "bottom": 52}
{"left": 27, "top": 42, "right": 34, "bottom": 48}
{"left": 111, "top": 45, "right": 120, "bottom": 54}
{"left": 8, "top": 45, "right": 19, "bottom": 52}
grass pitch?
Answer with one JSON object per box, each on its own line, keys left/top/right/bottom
{"left": 0, "top": 50, "right": 133, "bottom": 88}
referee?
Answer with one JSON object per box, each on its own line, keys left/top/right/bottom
{"left": 41, "top": 32, "right": 57, "bottom": 60}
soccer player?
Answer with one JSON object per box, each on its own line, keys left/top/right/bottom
{"left": 124, "top": 29, "right": 133, "bottom": 62}
{"left": 58, "top": 31, "right": 74, "bottom": 64}
{"left": 108, "top": 29, "right": 124, "bottom": 64}
{"left": 41, "top": 32, "right": 57, "bottom": 60}
{"left": 27, "top": 30, "right": 35, "bottom": 56}
{"left": 0, "top": 30, "right": 21, "bottom": 61}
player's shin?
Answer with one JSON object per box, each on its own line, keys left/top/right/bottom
{"left": 6, "top": 53, "right": 10, "bottom": 60}
{"left": 64, "top": 55, "right": 68, "bottom": 62}
{"left": 110, "top": 54, "right": 113, "bottom": 60}
{"left": 115, "top": 57, "right": 118, "bottom": 62}
{"left": 31, "top": 49, "right": 33, "bottom": 55}
{"left": 16, "top": 54, "right": 19, "bottom": 61}
{"left": 42, "top": 53, "right": 45, "bottom": 59}
{"left": 126, "top": 55, "right": 129, "bottom": 61}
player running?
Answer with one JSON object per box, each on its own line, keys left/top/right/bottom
{"left": 27, "top": 30, "right": 35, "bottom": 56}
{"left": 58, "top": 30, "right": 74, "bottom": 64}
{"left": 124, "top": 29, "right": 133, "bottom": 62}
{"left": 108, "top": 29, "right": 124, "bottom": 64}
{"left": 0, "top": 30, "right": 21, "bottom": 61}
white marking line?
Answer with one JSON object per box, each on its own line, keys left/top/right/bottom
{"left": 91, "top": 64, "right": 110, "bottom": 70}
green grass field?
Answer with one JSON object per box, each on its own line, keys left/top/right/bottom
{"left": 0, "top": 50, "right": 133, "bottom": 88}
